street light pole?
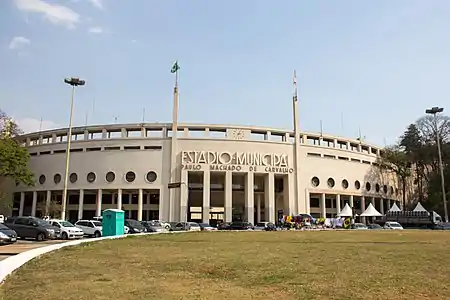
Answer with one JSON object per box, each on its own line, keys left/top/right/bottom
{"left": 61, "top": 77, "right": 85, "bottom": 220}
{"left": 425, "top": 107, "right": 448, "bottom": 223}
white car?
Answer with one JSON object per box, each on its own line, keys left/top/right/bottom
{"left": 75, "top": 220, "right": 103, "bottom": 237}
{"left": 187, "top": 222, "right": 201, "bottom": 231}
{"left": 49, "top": 219, "right": 84, "bottom": 240}
{"left": 151, "top": 220, "right": 171, "bottom": 230}
{"left": 254, "top": 222, "right": 270, "bottom": 231}
{"left": 384, "top": 221, "right": 404, "bottom": 230}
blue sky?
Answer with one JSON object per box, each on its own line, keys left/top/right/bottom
{"left": 1, "top": 0, "right": 450, "bottom": 146}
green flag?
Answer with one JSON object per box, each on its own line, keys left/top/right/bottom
{"left": 171, "top": 61, "right": 180, "bottom": 73}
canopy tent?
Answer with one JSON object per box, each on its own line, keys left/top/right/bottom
{"left": 413, "top": 202, "right": 428, "bottom": 212}
{"left": 360, "top": 203, "right": 383, "bottom": 217}
{"left": 388, "top": 203, "right": 401, "bottom": 212}
{"left": 337, "top": 203, "right": 353, "bottom": 217}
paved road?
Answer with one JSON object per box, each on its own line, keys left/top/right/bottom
{"left": 0, "top": 240, "right": 66, "bottom": 261}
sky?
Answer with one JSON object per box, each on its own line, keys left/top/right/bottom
{"left": 1, "top": 0, "right": 450, "bottom": 146}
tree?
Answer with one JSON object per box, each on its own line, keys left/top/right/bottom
{"left": 36, "top": 199, "right": 61, "bottom": 218}
{"left": 0, "top": 110, "right": 34, "bottom": 211}
{"left": 377, "top": 145, "right": 412, "bottom": 210}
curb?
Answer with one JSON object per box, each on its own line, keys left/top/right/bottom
{"left": 0, "top": 231, "right": 184, "bottom": 284}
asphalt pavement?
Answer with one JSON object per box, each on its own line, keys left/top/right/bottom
{"left": 0, "top": 239, "right": 66, "bottom": 261}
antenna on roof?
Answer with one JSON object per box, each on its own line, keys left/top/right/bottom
{"left": 320, "top": 120, "right": 323, "bottom": 138}
{"left": 39, "top": 117, "right": 43, "bottom": 132}
{"left": 113, "top": 116, "right": 119, "bottom": 124}
{"left": 85, "top": 111, "right": 89, "bottom": 126}
{"left": 142, "top": 108, "right": 145, "bottom": 123}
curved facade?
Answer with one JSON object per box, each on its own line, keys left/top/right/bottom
{"left": 11, "top": 123, "right": 400, "bottom": 224}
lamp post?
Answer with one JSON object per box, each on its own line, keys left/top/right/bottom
{"left": 61, "top": 77, "right": 85, "bottom": 220}
{"left": 425, "top": 106, "right": 448, "bottom": 223}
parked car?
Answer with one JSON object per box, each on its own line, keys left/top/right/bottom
{"left": 74, "top": 220, "right": 103, "bottom": 237}
{"left": 432, "top": 222, "right": 450, "bottom": 230}
{"left": 48, "top": 219, "right": 84, "bottom": 240}
{"left": 141, "top": 221, "right": 168, "bottom": 233}
{"left": 187, "top": 222, "right": 201, "bottom": 231}
{"left": 229, "top": 222, "right": 254, "bottom": 230}
{"left": 198, "top": 223, "right": 217, "bottom": 231}
{"left": 150, "top": 220, "right": 171, "bottom": 230}
{"left": 217, "top": 222, "right": 231, "bottom": 230}
{"left": 0, "top": 215, "right": 5, "bottom": 223}
{"left": 264, "top": 222, "right": 277, "bottom": 231}
{"left": 384, "top": 221, "right": 404, "bottom": 230}
{"left": 254, "top": 222, "right": 274, "bottom": 231}
{"left": 124, "top": 219, "right": 147, "bottom": 234}
{"left": 4, "top": 216, "right": 59, "bottom": 241}
{"left": 168, "top": 222, "right": 189, "bottom": 231}
{"left": 367, "top": 224, "right": 384, "bottom": 230}
{"left": 0, "top": 223, "right": 17, "bottom": 244}
{"left": 351, "top": 223, "right": 368, "bottom": 230}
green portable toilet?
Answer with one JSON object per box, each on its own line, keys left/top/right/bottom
{"left": 102, "top": 209, "right": 125, "bottom": 236}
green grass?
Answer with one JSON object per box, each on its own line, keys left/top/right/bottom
{"left": 1, "top": 231, "right": 450, "bottom": 300}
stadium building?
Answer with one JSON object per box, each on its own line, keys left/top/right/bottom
{"left": 11, "top": 123, "right": 400, "bottom": 224}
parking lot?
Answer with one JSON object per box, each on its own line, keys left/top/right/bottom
{"left": 0, "top": 240, "right": 66, "bottom": 261}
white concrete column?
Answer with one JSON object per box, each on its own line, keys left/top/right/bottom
{"left": 245, "top": 172, "right": 254, "bottom": 224}
{"left": 179, "top": 170, "right": 188, "bottom": 222}
{"left": 264, "top": 173, "right": 275, "bottom": 223}
{"left": 128, "top": 193, "right": 132, "bottom": 205}
{"left": 349, "top": 195, "right": 354, "bottom": 208}
{"left": 78, "top": 189, "right": 84, "bottom": 220}
{"left": 336, "top": 194, "right": 341, "bottom": 216}
{"left": 138, "top": 189, "right": 143, "bottom": 221}
{"left": 256, "top": 194, "right": 261, "bottom": 223}
{"left": 361, "top": 196, "right": 366, "bottom": 224}
{"left": 19, "top": 192, "right": 25, "bottom": 216}
{"left": 117, "top": 189, "right": 122, "bottom": 210}
{"left": 320, "top": 193, "right": 326, "bottom": 218}
{"left": 224, "top": 172, "right": 233, "bottom": 223}
{"left": 380, "top": 198, "right": 385, "bottom": 215}
{"left": 45, "top": 190, "right": 51, "bottom": 216}
{"left": 283, "top": 174, "right": 295, "bottom": 215}
{"left": 305, "top": 189, "right": 310, "bottom": 214}
{"left": 31, "top": 191, "right": 37, "bottom": 217}
{"left": 202, "top": 170, "right": 210, "bottom": 223}
{"left": 96, "top": 189, "right": 102, "bottom": 217}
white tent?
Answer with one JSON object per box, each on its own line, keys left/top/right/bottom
{"left": 388, "top": 203, "right": 401, "bottom": 212}
{"left": 413, "top": 202, "right": 428, "bottom": 212}
{"left": 337, "top": 203, "right": 353, "bottom": 217}
{"left": 360, "top": 203, "right": 383, "bottom": 217}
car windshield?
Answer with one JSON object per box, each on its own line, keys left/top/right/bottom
{"left": 390, "top": 223, "right": 402, "bottom": 227}
{"left": 127, "top": 220, "right": 142, "bottom": 227}
{"left": 0, "top": 223, "right": 9, "bottom": 229}
{"left": 189, "top": 223, "right": 199, "bottom": 227}
{"left": 60, "top": 221, "right": 74, "bottom": 227}
{"left": 92, "top": 221, "right": 102, "bottom": 227}
{"left": 199, "top": 223, "right": 210, "bottom": 227}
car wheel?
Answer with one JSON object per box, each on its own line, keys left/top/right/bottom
{"left": 36, "top": 233, "right": 45, "bottom": 241}
{"left": 94, "top": 231, "right": 101, "bottom": 238}
{"left": 61, "top": 232, "right": 68, "bottom": 240}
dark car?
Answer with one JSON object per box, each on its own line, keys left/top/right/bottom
{"left": 0, "top": 223, "right": 18, "bottom": 244}
{"left": 229, "top": 222, "right": 254, "bottom": 230}
{"left": 141, "top": 221, "right": 167, "bottom": 233}
{"left": 432, "top": 223, "right": 450, "bottom": 230}
{"left": 265, "top": 222, "right": 277, "bottom": 231}
{"left": 367, "top": 224, "right": 383, "bottom": 230}
{"left": 124, "top": 219, "right": 147, "bottom": 234}
{"left": 4, "top": 216, "right": 59, "bottom": 241}
{"left": 217, "top": 222, "right": 231, "bottom": 230}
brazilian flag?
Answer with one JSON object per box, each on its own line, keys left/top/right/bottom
{"left": 343, "top": 217, "right": 351, "bottom": 229}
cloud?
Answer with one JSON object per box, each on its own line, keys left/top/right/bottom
{"left": 131, "top": 39, "right": 137, "bottom": 43}
{"left": 14, "top": 0, "right": 81, "bottom": 29}
{"left": 8, "top": 36, "right": 30, "bottom": 50}
{"left": 88, "top": 26, "right": 103, "bottom": 34}
{"left": 87, "top": 0, "right": 103, "bottom": 10}
{"left": 15, "top": 117, "right": 60, "bottom": 133}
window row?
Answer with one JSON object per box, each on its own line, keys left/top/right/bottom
{"left": 310, "top": 176, "right": 397, "bottom": 195}
{"left": 37, "top": 171, "right": 158, "bottom": 185}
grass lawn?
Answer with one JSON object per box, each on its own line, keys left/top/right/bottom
{"left": 1, "top": 231, "right": 450, "bottom": 300}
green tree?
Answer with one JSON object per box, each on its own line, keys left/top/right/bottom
{"left": 0, "top": 110, "right": 34, "bottom": 211}
{"left": 378, "top": 145, "right": 412, "bottom": 210}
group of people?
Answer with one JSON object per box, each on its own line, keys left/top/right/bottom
{"left": 278, "top": 214, "right": 354, "bottom": 230}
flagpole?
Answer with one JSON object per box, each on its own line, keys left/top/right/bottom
{"left": 320, "top": 120, "right": 323, "bottom": 138}
{"left": 292, "top": 70, "right": 303, "bottom": 214}
{"left": 169, "top": 61, "right": 180, "bottom": 222}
